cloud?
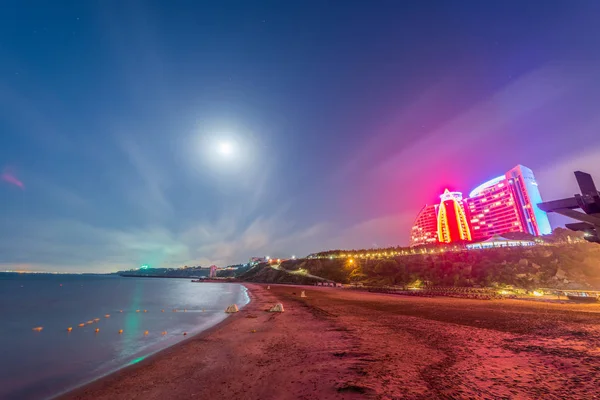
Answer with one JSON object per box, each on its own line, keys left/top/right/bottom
{"left": 117, "top": 135, "right": 173, "bottom": 218}
{"left": 30, "top": 175, "right": 89, "bottom": 209}
{"left": 0, "top": 218, "right": 189, "bottom": 272}
{"left": 373, "top": 65, "right": 580, "bottom": 182}
{"left": 334, "top": 65, "right": 579, "bottom": 186}
{"left": 0, "top": 209, "right": 330, "bottom": 273}
{"left": 534, "top": 146, "right": 600, "bottom": 229}
{"left": 536, "top": 146, "right": 600, "bottom": 199}
{"left": 1, "top": 168, "right": 24, "bottom": 189}
{"left": 323, "top": 212, "right": 416, "bottom": 251}
{"left": 182, "top": 212, "right": 330, "bottom": 267}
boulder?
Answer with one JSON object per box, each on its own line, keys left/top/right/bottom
{"left": 300, "top": 291, "right": 307, "bottom": 298}
{"left": 518, "top": 259, "right": 529, "bottom": 267}
{"left": 269, "top": 303, "right": 285, "bottom": 312}
{"left": 538, "top": 249, "right": 553, "bottom": 258}
{"left": 225, "top": 304, "right": 239, "bottom": 313}
{"left": 555, "top": 267, "right": 567, "bottom": 280}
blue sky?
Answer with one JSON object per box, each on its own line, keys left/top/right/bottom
{"left": 2, "top": 1, "right": 600, "bottom": 272}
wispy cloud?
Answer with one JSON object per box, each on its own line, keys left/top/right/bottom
{"left": 534, "top": 146, "right": 600, "bottom": 229}
{"left": 117, "top": 135, "right": 173, "bottom": 218}
{"left": 322, "top": 212, "right": 416, "bottom": 251}
{"left": 0, "top": 208, "right": 330, "bottom": 272}
{"left": 372, "top": 65, "right": 581, "bottom": 181}
{"left": 536, "top": 146, "right": 600, "bottom": 199}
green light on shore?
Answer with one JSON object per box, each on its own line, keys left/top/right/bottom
{"left": 140, "top": 265, "right": 149, "bottom": 270}
{"left": 129, "top": 356, "right": 146, "bottom": 365}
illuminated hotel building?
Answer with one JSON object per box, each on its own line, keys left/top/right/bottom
{"left": 437, "top": 190, "right": 471, "bottom": 243}
{"left": 410, "top": 204, "right": 438, "bottom": 247}
{"left": 409, "top": 165, "right": 552, "bottom": 246}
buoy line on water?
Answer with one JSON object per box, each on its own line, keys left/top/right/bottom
{"left": 36, "top": 305, "right": 205, "bottom": 335}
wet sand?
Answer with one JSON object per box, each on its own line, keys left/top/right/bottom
{"left": 62, "top": 284, "right": 600, "bottom": 399}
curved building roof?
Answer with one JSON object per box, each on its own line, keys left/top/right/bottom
{"left": 468, "top": 175, "right": 505, "bottom": 198}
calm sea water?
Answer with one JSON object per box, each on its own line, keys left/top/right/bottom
{"left": 0, "top": 274, "right": 249, "bottom": 400}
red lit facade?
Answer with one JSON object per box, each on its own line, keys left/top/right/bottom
{"left": 437, "top": 190, "right": 471, "bottom": 243}
{"left": 409, "top": 165, "right": 552, "bottom": 246}
{"left": 410, "top": 204, "right": 438, "bottom": 247}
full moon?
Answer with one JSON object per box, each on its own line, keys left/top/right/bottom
{"left": 218, "top": 141, "right": 233, "bottom": 155}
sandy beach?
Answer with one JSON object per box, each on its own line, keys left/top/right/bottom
{"left": 62, "top": 284, "right": 600, "bottom": 400}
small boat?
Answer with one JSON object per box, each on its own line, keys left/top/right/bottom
{"left": 566, "top": 292, "right": 599, "bottom": 303}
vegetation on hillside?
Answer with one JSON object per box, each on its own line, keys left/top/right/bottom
{"left": 309, "top": 228, "right": 586, "bottom": 259}
{"left": 237, "top": 263, "right": 322, "bottom": 285}
{"left": 216, "top": 264, "right": 253, "bottom": 278}
{"left": 279, "top": 234, "right": 600, "bottom": 290}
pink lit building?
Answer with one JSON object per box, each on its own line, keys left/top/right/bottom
{"left": 409, "top": 165, "right": 552, "bottom": 246}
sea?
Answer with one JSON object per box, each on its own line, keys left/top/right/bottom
{"left": 0, "top": 273, "right": 250, "bottom": 400}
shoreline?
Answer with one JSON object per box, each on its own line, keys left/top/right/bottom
{"left": 60, "top": 283, "right": 600, "bottom": 399}
{"left": 55, "top": 284, "right": 254, "bottom": 400}
{"left": 59, "top": 283, "right": 364, "bottom": 400}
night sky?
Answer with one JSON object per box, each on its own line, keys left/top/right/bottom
{"left": 2, "top": 1, "right": 600, "bottom": 272}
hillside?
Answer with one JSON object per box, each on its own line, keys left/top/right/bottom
{"left": 237, "top": 263, "right": 324, "bottom": 285}
{"left": 279, "top": 242, "right": 600, "bottom": 289}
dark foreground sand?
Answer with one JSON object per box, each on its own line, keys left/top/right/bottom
{"left": 62, "top": 284, "right": 600, "bottom": 400}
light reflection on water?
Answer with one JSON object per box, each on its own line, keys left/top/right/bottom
{"left": 128, "top": 356, "right": 146, "bottom": 365}
{"left": 0, "top": 275, "right": 249, "bottom": 400}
